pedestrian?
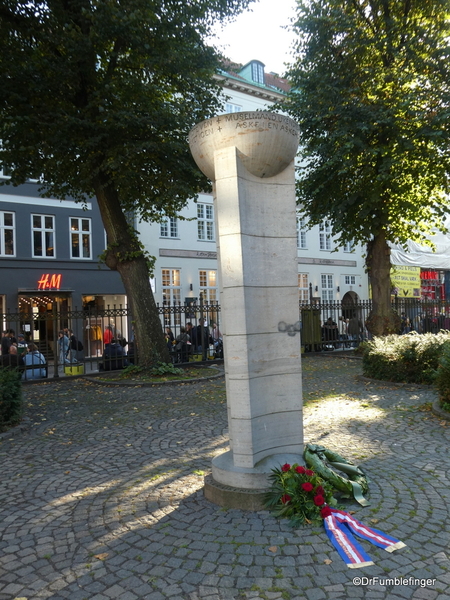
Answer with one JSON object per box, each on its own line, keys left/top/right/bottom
{"left": 58, "top": 330, "right": 71, "bottom": 367}
{"left": 66, "top": 328, "right": 80, "bottom": 363}
{"left": 0, "top": 344, "right": 24, "bottom": 373}
{"left": 22, "top": 343, "right": 46, "bottom": 380}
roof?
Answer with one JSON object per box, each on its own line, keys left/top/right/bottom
{"left": 219, "top": 59, "right": 290, "bottom": 95}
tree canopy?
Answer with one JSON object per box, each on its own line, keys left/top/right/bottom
{"left": 283, "top": 0, "right": 450, "bottom": 334}
{"left": 0, "top": 0, "right": 249, "bottom": 215}
{"left": 0, "top": 0, "right": 251, "bottom": 363}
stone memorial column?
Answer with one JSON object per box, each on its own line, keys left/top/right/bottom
{"left": 189, "top": 112, "right": 304, "bottom": 507}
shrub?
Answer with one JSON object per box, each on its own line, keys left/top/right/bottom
{"left": 362, "top": 331, "right": 450, "bottom": 384}
{"left": 434, "top": 341, "right": 450, "bottom": 407}
{"left": 0, "top": 368, "right": 23, "bottom": 430}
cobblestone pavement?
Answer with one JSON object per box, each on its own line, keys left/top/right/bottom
{"left": 1, "top": 357, "right": 449, "bottom": 600}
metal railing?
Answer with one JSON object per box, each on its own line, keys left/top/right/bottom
{"left": 3, "top": 296, "right": 450, "bottom": 378}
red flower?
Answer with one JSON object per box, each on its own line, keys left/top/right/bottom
{"left": 305, "top": 469, "right": 314, "bottom": 477}
{"left": 301, "top": 482, "right": 313, "bottom": 492}
{"left": 281, "top": 494, "right": 291, "bottom": 504}
{"left": 295, "top": 466, "right": 306, "bottom": 474}
{"left": 313, "top": 495, "right": 325, "bottom": 506}
{"left": 315, "top": 485, "right": 325, "bottom": 496}
{"left": 321, "top": 506, "right": 333, "bottom": 518}
{"left": 281, "top": 463, "right": 291, "bottom": 472}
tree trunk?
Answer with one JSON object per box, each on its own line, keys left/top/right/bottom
{"left": 93, "top": 176, "right": 170, "bottom": 367}
{"left": 365, "top": 230, "right": 401, "bottom": 337}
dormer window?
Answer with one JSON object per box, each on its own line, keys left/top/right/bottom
{"left": 251, "top": 61, "right": 265, "bottom": 84}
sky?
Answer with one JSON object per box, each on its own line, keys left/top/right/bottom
{"left": 210, "top": 0, "right": 298, "bottom": 76}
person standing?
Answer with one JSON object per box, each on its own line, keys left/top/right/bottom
{"left": 66, "top": 328, "right": 79, "bottom": 363}
{"left": 58, "top": 330, "right": 71, "bottom": 367}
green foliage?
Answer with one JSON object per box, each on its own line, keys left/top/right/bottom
{"left": 361, "top": 332, "right": 450, "bottom": 384}
{"left": 0, "top": 368, "right": 23, "bottom": 430}
{"left": 434, "top": 342, "right": 450, "bottom": 406}
{"left": 150, "top": 362, "right": 184, "bottom": 377}
{"left": 0, "top": 0, "right": 250, "bottom": 364}
{"left": 284, "top": 0, "right": 450, "bottom": 248}
{"left": 119, "top": 364, "right": 144, "bottom": 379}
{"left": 264, "top": 463, "right": 337, "bottom": 527}
{"left": 282, "top": 0, "right": 450, "bottom": 335}
{"left": 0, "top": 0, "right": 250, "bottom": 218}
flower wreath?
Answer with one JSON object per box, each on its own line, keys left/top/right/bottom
{"left": 264, "top": 461, "right": 406, "bottom": 569}
{"left": 264, "top": 463, "right": 338, "bottom": 526}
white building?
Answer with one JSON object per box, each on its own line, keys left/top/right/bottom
{"left": 137, "top": 60, "right": 369, "bottom": 324}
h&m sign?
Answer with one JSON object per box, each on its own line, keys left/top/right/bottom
{"left": 37, "top": 274, "right": 62, "bottom": 290}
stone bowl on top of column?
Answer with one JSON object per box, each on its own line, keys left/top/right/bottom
{"left": 189, "top": 111, "right": 299, "bottom": 181}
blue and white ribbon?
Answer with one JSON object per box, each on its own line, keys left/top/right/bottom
{"left": 323, "top": 507, "right": 406, "bottom": 568}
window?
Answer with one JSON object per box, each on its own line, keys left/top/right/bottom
{"left": 225, "top": 102, "right": 241, "bottom": 113}
{"left": 199, "top": 270, "right": 217, "bottom": 304}
{"left": 345, "top": 275, "right": 356, "bottom": 285}
{"left": 319, "top": 220, "right": 332, "bottom": 251}
{"left": 0, "top": 164, "right": 11, "bottom": 179}
{"left": 298, "top": 273, "right": 309, "bottom": 302}
{"left": 199, "top": 269, "right": 218, "bottom": 324}
{"left": 197, "top": 203, "right": 215, "bottom": 241}
{"left": 162, "top": 269, "right": 181, "bottom": 325}
{"left": 0, "top": 211, "right": 15, "bottom": 256}
{"left": 251, "top": 61, "right": 265, "bottom": 84}
{"left": 297, "top": 217, "right": 307, "bottom": 249}
{"left": 343, "top": 240, "right": 354, "bottom": 252}
{"left": 32, "top": 214, "right": 55, "bottom": 258}
{"left": 70, "top": 217, "right": 92, "bottom": 259}
{"left": 160, "top": 216, "right": 178, "bottom": 238}
{"left": 321, "top": 274, "right": 334, "bottom": 302}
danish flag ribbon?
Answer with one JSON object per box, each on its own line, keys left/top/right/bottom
{"left": 322, "top": 507, "right": 406, "bottom": 568}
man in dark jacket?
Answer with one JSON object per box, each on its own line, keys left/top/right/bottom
{"left": 101, "top": 339, "right": 128, "bottom": 371}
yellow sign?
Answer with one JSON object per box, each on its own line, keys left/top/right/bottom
{"left": 391, "top": 265, "right": 421, "bottom": 297}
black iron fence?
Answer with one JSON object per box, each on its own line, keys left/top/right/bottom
{"left": 2, "top": 296, "right": 450, "bottom": 379}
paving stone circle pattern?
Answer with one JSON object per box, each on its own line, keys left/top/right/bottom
{"left": 1, "top": 356, "right": 449, "bottom": 600}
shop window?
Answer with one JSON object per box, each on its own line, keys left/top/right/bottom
{"left": 298, "top": 273, "right": 309, "bottom": 302}
{"left": 70, "top": 217, "right": 92, "bottom": 259}
{"left": 0, "top": 211, "right": 15, "bottom": 256}
{"left": 197, "top": 203, "right": 215, "bottom": 241}
{"left": 162, "top": 268, "right": 181, "bottom": 325}
{"left": 32, "top": 214, "right": 55, "bottom": 258}
{"left": 321, "top": 274, "right": 334, "bottom": 302}
{"left": 199, "top": 269, "right": 218, "bottom": 323}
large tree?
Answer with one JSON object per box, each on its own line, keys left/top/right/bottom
{"left": 0, "top": 0, "right": 249, "bottom": 364}
{"left": 283, "top": 0, "right": 450, "bottom": 335}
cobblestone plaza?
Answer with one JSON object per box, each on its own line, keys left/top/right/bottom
{"left": 0, "top": 357, "right": 449, "bottom": 600}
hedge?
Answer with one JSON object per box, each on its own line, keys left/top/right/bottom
{"left": 361, "top": 331, "right": 450, "bottom": 384}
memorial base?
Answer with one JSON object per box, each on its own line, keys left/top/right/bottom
{"left": 203, "top": 474, "right": 268, "bottom": 511}
{"left": 204, "top": 451, "right": 305, "bottom": 510}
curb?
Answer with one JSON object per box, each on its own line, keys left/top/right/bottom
{"left": 432, "top": 399, "right": 450, "bottom": 421}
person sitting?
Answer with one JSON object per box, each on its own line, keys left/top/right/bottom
{"left": 22, "top": 343, "right": 47, "bottom": 380}
{"left": 100, "top": 339, "right": 128, "bottom": 371}
{"left": 0, "top": 344, "right": 24, "bottom": 373}
{"left": 174, "top": 327, "right": 190, "bottom": 363}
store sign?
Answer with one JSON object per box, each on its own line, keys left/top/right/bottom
{"left": 37, "top": 273, "right": 62, "bottom": 290}
{"left": 391, "top": 265, "right": 421, "bottom": 297}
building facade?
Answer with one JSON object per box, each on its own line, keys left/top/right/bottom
{"left": 0, "top": 178, "right": 127, "bottom": 353}
{"left": 137, "top": 60, "right": 369, "bottom": 326}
